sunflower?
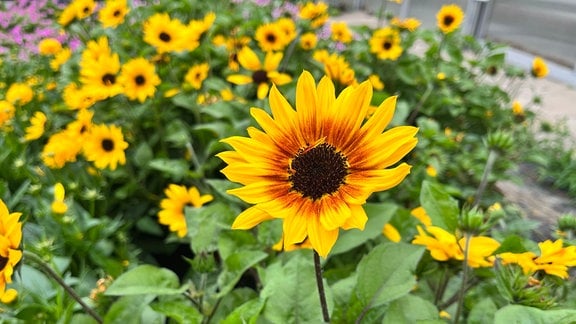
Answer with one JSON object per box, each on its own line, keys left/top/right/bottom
{"left": 315, "top": 53, "right": 357, "bottom": 87}
{"left": 50, "top": 48, "right": 72, "bottom": 71}
{"left": 531, "top": 56, "right": 549, "bottom": 78}
{"left": 219, "top": 71, "right": 418, "bottom": 257}
{"left": 184, "top": 12, "right": 216, "bottom": 51}
{"left": 0, "top": 101, "right": 15, "bottom": 127}
{"left": 38, "top": 38, "right": 62, "bottom": 55}
{"left": 80, "top": 52, "right": 123, "bottom": 99}
{"left": 226, "top": 47, "right": 292, "bottom": 100}
{"left": 331, "top": 21, "right": 353, "bottom": 44}
{"left": 299, "top": 1, "right": 329, "bottom": 28}
{"left": 42, "top": 131, "right": 82, "bottom": 169}
{"left": 0, "top": 200, "right": 22, "bottom": 301}
{"left": 158, "top": 184, "right": 214, "bottom": 237}
{"left": 255, "top": 23, "right": 289, "bottom": 52}
{"left": 436, "top": 4, "right": 464, "bottom": 34}
{"left": 369, "top": 27, "right": 403, "bottom": 61}
{"left": 82, "top": 37, "right": 112, "bottom": 64}
{"left": 24, "top": 111, "right": 47, "bottom": 141}
{"left": 184, "top": 63, "right": 210, "bottom": 90}
{"left": 118, "top": 58, "right": 161, "bottom": 103}
{"left": 6, "top": 83, "right": 33, "bottom": 106}
{"left": 143, "top": 13, "right": 186, "bottom": 54}
{"left": 83, "top": 124, "right": 128, "bottom": 170}
{"left": 99, "top": 0, "right": 130, "bottom": 29}
{"left": 390, "top": 17, "right": 421, "bottom": 32}
{"left": 299, "top": 32, "right": 317, "bottom": 51}
{"left": 63, "top": 83, "right": 100, "bottom": 110}
{"left": 51, "top": 183, "right": 68, "bottom": 214}
{"left": 74, "top": 0, "right": 96, "bottom": 20}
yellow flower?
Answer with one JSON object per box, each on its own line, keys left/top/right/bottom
{"left": 118, "top": 58, "right": 161, "bottom": 103}
{"left": 226, "top": 47, "right": 292, "bottom": 100}
{"left": 51, "top": 183, "right": 68, "bottom": 214}
{"left": 437, "top": 72, "right": 446, "bottom": 80}
{"left": 437, "top": 4, "right": 464, "bottom": 34}
{"left": 82, "top": 36, "right": 112, "bottom": 64}
{"left": 42, "top": 131, "right": 82, "bottom": 169}
{"left": 50, "top": 48, "right": 72, "bottom": 71}
{"left": 461, "top": 236, "right": 500, "bottom": 268}
{"left": 0, "top": 200, "right": 23, "bottom": 302}
{"left": 383, "top": 223, "right": 401, "bottom": 242}
{"left": 391, "top": 17, "right": 421, "bottom": 32}
{"left": 83, "top": 124, "right": 129, "bottom": 170}
{"left": 38, "top": 38, "right": 62, "bottom": 55}
{"left": 0, "top": 101, "right": 15, "bottom": 127}
{"left": 158, "top": 184, "right": 214, "bottom": 237}
{"left": 6, "top": 83, "right": 33, "bottom": 106}
{"left": 24, "top": 111, "right": 47, "bottom": 141}
{"left": 439, "top": 310, "right": 451, "bottom": 319}
{"left": 276, "top": 18, "right": 297, "bottom": 44}
{"left": 99, "top": 0, "right": 130, "bottom": 28}
{"left": 1, "top": 289, "right": 17, "bottom": 304}
{"left": 368, "top": 74, "right": 384, "bottom": 91}
{"left": 143, "top": 13, "right": 186, "bottom": 54}
{"left": 74, "top": 0, "right": 96, "bottom": 20}
{"left": 62, "top": 83, "right": 100, "bottom": 110}
{"left": 299, "top": 1, "right": 329, "bottom": 28}
{"left": 319, "top": 53, "right": 357, "bottom": 86}
{"left": 219, "top": 71, "right": 418, "bottom": 257}
{"left": 531, "top": 56, "right": 549, "bottom": 78}
{"left": 58, "top": 2, "right": 77, "bottom": 26}
{"left": 255, "top": 22, "right": 289, "bottom": 52}
{"left": 299, "top": 32, "right": 318, "bottom": 51}
{"left": 534, "top": 240, "right": 576, "bottom": 278}
{"left": 331, "top": 21, "right": 353, "bottom": 44}
{"left": 164, "top": 88, "right": 180, "bottom": 98}
{"left": 512, "top": 100, "right": 524, "bottom": 116}
{"left": 426, "top": 165, "right": 437, "bottom": 177}
{"left": 184, "top": 63, "right": 210, "bottom": 90}
{"left": 410, "top": 207, "right": 432, "bottom": 227}
{"left": 80, "top": 52, "right": 123, "bottom": 99}
{"left": 369, "top": 27, "right": 403, "bottom": 61}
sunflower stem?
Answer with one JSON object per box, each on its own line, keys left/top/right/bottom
{"left": 473, "top": 148, "right": 498, "bottom": 207}
{"left": 314, "top": 250, "right": 330, "bottom": 323}
{"left": 23, "top": 250, "right": 103, "bottom": 323}
{"left": 454, "top": 233, "right": 472, "bottom": 324}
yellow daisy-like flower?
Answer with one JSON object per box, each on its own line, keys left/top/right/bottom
{"left": 50, "top": 48, "right": 72, "bottom": 71}
{"left": 436, "top": 4, "right": 464, "bottom": 34}
{"left": 411, "top": 206, "right": 432, "bottom": 227}
{"left": 277, "top": 18, "right": 297, "bottom": 44}
{"left": 255, "top": 22, "right": 289, "bottom": 52}
{"left": 184, "top": 63, "right": 210, "bottom": 90}
{"left": 38, "top": 38, "right": 62, "bottom": 55}
{"left": 426, "top": 165, "right": 438, "bottom": 177}
{"left": 219, "top": 71, "right": 418, "bottom": 257}
{"left": 99, "top": 0, "right": 129, "bottom": 29}
{"left": 82, "top": 36, "right": 112, "bottom": 64}
{"left": 0, "top": 200, "right": 23, "bottom": 302}
{"left": 42, "top": 130, "right": 82, "bottom": 169}
{"left": 382, "top": 223, "right": 401, "bottom": 242}
{"left": 226, "top": 47, "right": 292, "bottom": 100}
{"left": 80, "top": 52, "right": 123, "bottom": 99}
{"left": 143, "top": 13, "right": 186, "bottom": 54}
{"left": 51, "top": 183, "right": 68, "bottom": 214}
{"left": 118, "top": 58, "right": 161, "bottom": 103}
{"left": 512, "top": 100, "right": 524, "bottom": 116}
{"left": 83, "top": 124, "right": 128, "bottom": 170}
{"left": 299, "top": 1, "right": 329, "bottom": 28}
{"left": 24, "top": 111, "right": 47, "bottom": 141}
{"left": 369, "top": 27, "right": 403, "bottom": 61}
{"left": 184, "top": 12, "right": 216, "bottom": 52}
{"left": 74, "top": 0, "right": 96, "bottom": 20}
{"left": 62, "top": 83, "right": 100, "bottom": 110}
{"left": 531, "top": 56, "right": 549, "bottom": 78}
{"left": 391, "top": 17, "right": 421, "bottom": 32}
{"left": 317, "top": 53, "right": 357, "bottom": 87}
{"left": 368, "top": 74, "right": 384, "bottom": 91}
{"left": 58, "top": 2, "right": 78, "bottom": 26}
{"left": 331, "top": 21, "right": 353, "bottom": 44}
{"left": 158, "top": 184, "right": 214, "bottom": 237}
{"left": 0, "top": 101, "right": 15, "bottom": 127}
{"left": 299, "top": 32, "right": 318, "bottom": 51}
{"left": 6, "top": 83, "right": 33, "bottom": 106}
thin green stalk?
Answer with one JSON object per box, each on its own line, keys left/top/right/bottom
{"left": 473, "top": 148, "right": 498, "bottom": 206}
{"left": 454, "top": 233, "right": 471, "bottom": 324}
{"left": 434, "top": 265, "right": 450, "bottom": 306}
{"left": 314, "top": 250, "right": 330, "bottom": 323}
{"left": 406, "top": 85, "right": 433, "bottom": 125}
{"left": 24, "top": 251, "right": 103, "bottom": 324}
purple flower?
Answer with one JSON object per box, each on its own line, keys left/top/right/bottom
{"left": 11, "top": 25, "right": 23, "bottom": 45}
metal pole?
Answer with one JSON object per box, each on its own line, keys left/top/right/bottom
{"left": 399, "top": 0, "right": 411, "bottom": 19}
{"left": 464, "top": 0, "right": 494, "bottom": 39}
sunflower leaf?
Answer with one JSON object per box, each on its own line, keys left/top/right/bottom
{"left": 494, "top": 305, "right": 576, "bottom": 324}
{"left": 105, "top": 265, "right": 184, "bottom": 296}
{"left": 382, "top": 294, "right": 440, "bottom": 324}
{"left": 355, "top": 243, "right": 424, "bottom": 311}
{"left": 420, "top": 180, "right": 459, "bottom": 232}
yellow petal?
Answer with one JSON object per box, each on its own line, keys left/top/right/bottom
{"left": 264, "top": 52, "right": 282, "bottom": 71}
{"left": 257, "top": 83, "right": 270, "bottom": 99}
{"left": 319, "top": 196, "right": 351, "bottom": 231}
{"left": 231, "top": 206, "right": 274, "bottom": 229}
{"left": 308, "top": 216, "right": 339, "bottom": 258}
{"left": 283, "top": 210, "right": 308, "bottom": 245}
{"left": 361, "top": 95, "right": 397, "bottom": 138}
{"left": 227, "top": 181, "right": 287, "bottom": 204}
{"left": 227, "top": 74, "right": 253, "bottom": 85}
{"left": 347, "top": 163, "right": 412, "bottom": 192}
{"left": 296, "top": 70, "right": 321, "bottom": 141}
{"left": 341, "top": 204, "right": 367, "bottom": 230}
{"left": 238, "top": 47, "right": 261, "bottom": 71}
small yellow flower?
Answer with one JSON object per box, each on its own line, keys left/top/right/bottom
{"left": 25, "top": 111, "right": 47, "bottom": 141}
{"left": 299, "top": 32, "right": 318, "bottom": 51}
{"left": 6, "top": 83, "right": 33, "bottom": 106}
{"left": 437, "top": 4, "right": 464, "bottom": 34}
{"left": 0, "top": 100, "right": 15, "bottom": 127}
{"left": 531, "top": 56, "right": 549, "bottom": 78}
{"left": 38, "top": 38, "right": 62, "bottom": 55}
{"left": 512, "top": 100, "right": 524, "bottom": 116}
{"left": 410, "top": 206, "right": 432, "bottom": 227}
{"left": 426, "top": 165, "right": 437, "bottom": 177}
{"left": 184, "top": 63, "right": 210, "bottom": 90}
{"left": 51, "top": 183, "right": 68, "bottom": 214}
{"left": 158, "top": 184, "right": 214, "bottom": 237}
{"left": 383, "top": 223, "right": 401, "bottom": 242}
{"left": 436, "top": 72, "right": 446, "bottom": 80}
{"left": 368, "top": 74, "right": 384, "bottom": 90}
{"left": 99, "top": 0, "right": 130, "bottom": 29}
{"left": 50, "top": 48, "right": 72, "bottom": 71}
{"left": 330, "top": 21, "right": 353, "bottom": 44}
{"left": 439, "top": 310, "right": 451, "bottom": 319}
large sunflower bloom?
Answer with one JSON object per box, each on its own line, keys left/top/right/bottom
{"left": 98, "top": 0, "right": 129, "bottom": 29}
{"left": 436, "top": 4, "right": 464, "bottom": 34}
{"left": 80, "top": 52, "right": 123, "bottom": 99}
{"left": 226, "top": 47, "right": 292, "bottom": 100}
{"left": 158, "top": 184, "right": 214, "bottom": 237}
{"left": 143, "top": 13, "right": 186, "bottom": 54}
{"left": 118, "top": 58, "right": 161, "bottom": 103}
{"left": 0, "top": 200, "right": 23, "bottom": 301}
{"left": 369, "top": 27, "right": 403, "bottom": 61}
{"left": 219, "top": 71, "right": 418, "bottom": 257}
{"left": 83, "top": 124, "right": 128, "bottom": 170}
{"left": 255, "top": 22, "right": 289, "bottom": 52}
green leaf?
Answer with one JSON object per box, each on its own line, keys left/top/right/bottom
{"left": 355, "top": 243, "right": 425, "bottom": 309}
{"left": 494, "top": 305, "right": 576, "bottom": 324}
{"left": 467, "top": 298, "right": 497, "bottom": 324}
{"left": 216, "top": 250, "right": 267, "bottom": 298}
{"left": 221, "top": 299, "right": 265, "bottom": 324}
{"left": 260, "top": 251, "right": 331, "bottom": 324}
{"left": 103, "top": 295, "right": 158, "bottom": 324}
{"left": 493, "top": 234, "right": 527, "bottom": 254}
{"left": 132, "top": 142, "right": 154, "bottom": 168}
{"left": 150, "top": 298, "right": 203, "bottom": 324}
{"left": 185, "top": 202, "right": 236, "bottom": 254}
{"left": 420, "top": 180, "right": 459, "bottom": 231}
{"left": 148, "top": 159, "right": 190, "bottom": 181}
{"left": 105, "top": 265, "right": 184, "bottom": 296}
{"left": 331, "top": 203, "right": 398, "bottom": 256}
{"left": 382, "top": 294, "right": 439, "bottom": 323}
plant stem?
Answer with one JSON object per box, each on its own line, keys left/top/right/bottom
{"left": 24, "top": 251, "right": 103, "bottom": 324}
{"left": 473, "top": 148, "right": 498, "bottom": 206}
{"left": 454, "top": 233, "right": 471, "bottom": 324}
{"left": 406, "top": 85, "right": 433, "bottom": 125}
{"left": 314, "top": 250, "right": 330, "bottom": 323}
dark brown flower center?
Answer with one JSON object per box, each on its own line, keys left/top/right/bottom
{"left": 383, "top": 40, "right": 392, "bottom": 50}
{"left": 289, "top": 142, "right": 348, "bottom": 200}
{"left": 266, "top": 32, "right": 277, "bottom": 43}
{"left": 135, "top": 75, "right": 146, "bottom": 85}
{"left": 0, "top": 255, "right": 8, "bottom": 271}
{"left": 113, "top": 10, "right": 121, "bottom": 17}
{"left": 252, "top": 70, "right": 269, "bottom": 84}
{"left": 102, "top": 73, "right": 116, "bottom": 86}
{"left": 83, "top": 6, "right": 90, "bottom": 14}
{"left": 159, "top": 32, "right": 171, "bottom": 42}
{"left": 101, "top": 138, "right": 115, "bottom": 152}
{"left": 443, "top": 15, "right": 454, "bottom": 27}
